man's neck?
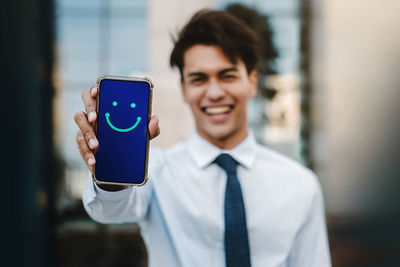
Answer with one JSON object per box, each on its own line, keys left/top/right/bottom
{"left": 197, "top": 128, "right": 248, "bottom": 150}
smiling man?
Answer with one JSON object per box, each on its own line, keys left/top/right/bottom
{"left": 179, "top": 44, "right": 257, "bottom": 149}
{"left": 74, "top": 9, "right": 331, "bottom": 267}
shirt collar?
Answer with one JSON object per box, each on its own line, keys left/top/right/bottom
{"left": 187, "top": 130, "right": 258, "bottom": 169}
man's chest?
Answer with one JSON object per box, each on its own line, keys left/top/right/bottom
{"left": 151, "top": 164, "right": 308, "bottom": 253}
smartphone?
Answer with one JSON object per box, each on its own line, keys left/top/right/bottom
{"left": 93, "top": 75, "right": 153, "bottom": 186}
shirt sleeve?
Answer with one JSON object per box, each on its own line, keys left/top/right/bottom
{"left": 287, "top": 176, "right": 332, "bottom": 267}
{"left": 82, "top": 173, "right": 153, "bottom": 224}
{"left": 82, "top": 146, "right": 165, "bottom": 224}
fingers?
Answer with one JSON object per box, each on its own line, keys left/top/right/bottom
{"left": 74, "top": 111, "right": 98, "bottom": 150}
{"left": 90, "top": 85, "right": 98, "bottom": 97}
{"left": 148, "top": 115, "right": 160, "bottom": 140}
{"left": 74, "top": 85, "right": 98, "bottom": 172}
{"left": 82, "top": 86, "right": 98, "bottom": 123}
{"left": 76, "top": 131, "right": 95, "bottom": 173}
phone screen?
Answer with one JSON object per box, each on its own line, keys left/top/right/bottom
{"left": 95, "top": 78, "right": 151, "bottom": 185}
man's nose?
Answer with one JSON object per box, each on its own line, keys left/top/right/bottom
{"left": 205, "top": 79, "right": 225, "bottom": 101}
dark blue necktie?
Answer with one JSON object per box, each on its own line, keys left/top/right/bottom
{"left": 215, "top": 153, "right": 251, "bottom": 267}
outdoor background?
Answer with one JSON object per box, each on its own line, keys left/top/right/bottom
{"left": 2, "top": 0, "right": 400, "bottom": 266}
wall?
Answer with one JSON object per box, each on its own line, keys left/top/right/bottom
{"left": 311, "top": 0, "right": 400, "bottom": 217}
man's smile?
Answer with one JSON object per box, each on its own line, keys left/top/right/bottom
{"left": 201, "top": 105, "right": 233, "bottom": 115}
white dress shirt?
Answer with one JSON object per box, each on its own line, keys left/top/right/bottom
{"left": 83, "top": 131, "right": 331, "bottom": 267}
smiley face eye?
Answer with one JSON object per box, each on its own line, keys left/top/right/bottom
{"left": 112, "top": 101, "right": 135, "bottom": 108}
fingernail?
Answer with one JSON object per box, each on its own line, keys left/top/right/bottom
{"left": 90, "top": 86, "right": 98, "bottom": 95}
{"left": 88, "top": 158, "right": 95, "bottom": 165}
{"left": 88, "top": 111, "right": 96, "bottom": 122}
{"left": 89, "top": 138, "right": 97, "bottom": 148}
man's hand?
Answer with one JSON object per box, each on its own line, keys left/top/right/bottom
{"left": 74, "top": 85, "right": 160, "bottom": 189}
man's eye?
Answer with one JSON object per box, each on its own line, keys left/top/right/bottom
{"left": 190, "top": 78, "right": 205, "bottom": 84}
{"left": 222, "top": 75, "right": 237, "bottom": 81}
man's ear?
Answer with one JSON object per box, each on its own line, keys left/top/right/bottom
{"left": 249, "top": 70, "right": 258, "bottom": 97}
{"left": 181, "top": 81, "right": 188, "bottom": 103}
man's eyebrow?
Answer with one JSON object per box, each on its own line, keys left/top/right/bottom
{"left": 187, "top": 67, "right": 238, "bottom": 78}
{"left": 218, "top": 67, "right": 238, "bottom": 75}
{"left": 187, "top": 72, "right": 207, "bottom": 78}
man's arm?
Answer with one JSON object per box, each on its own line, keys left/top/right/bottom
{"left": 287, "top": 177, "right": 332, "bottom": 267}
{"left": 82, "top": 173, "right": 154, "bottom": 224}
{"left": 74, "top": 85, "right": 161, "bottom": 223}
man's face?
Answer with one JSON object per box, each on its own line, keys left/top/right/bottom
{"left": 181, "top": 45, "right": 257, "bottom": 148}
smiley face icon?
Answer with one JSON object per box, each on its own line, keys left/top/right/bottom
{"left": 105, "top": 100, "right": 141, "bottom": 133}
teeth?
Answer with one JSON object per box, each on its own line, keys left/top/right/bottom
{"left": 205, "top": 106, "right": 231, "bottom": 115}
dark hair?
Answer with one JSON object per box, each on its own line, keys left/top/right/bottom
{"left": 170, "top": 9, "right": 261, "bottom": 80}
{"left": 225, "top": 4, "right": 278, "bottom": 75}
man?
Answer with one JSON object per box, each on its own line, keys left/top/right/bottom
{"left": 74, "top": 9, "right": 331, "bottom": 267}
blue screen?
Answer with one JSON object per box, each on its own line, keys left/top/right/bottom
{"left": 95, "top": 79, "right": 150, "bottom": 184}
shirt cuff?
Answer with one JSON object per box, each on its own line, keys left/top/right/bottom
{"left": 92, "top": 180, "right": 134, "bottom": 202}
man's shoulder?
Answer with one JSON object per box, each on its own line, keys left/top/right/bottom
{"left": 255, "top": 143, "right": 320, "bottom": 192}
{"left": 255, "top": 144, "right": 306, "bottom": 170}
{"left": 166, "top": 139, "right": 189, "bottom": 154}
{"left": 149, "top": 139, "right": 191, "bottom": 163}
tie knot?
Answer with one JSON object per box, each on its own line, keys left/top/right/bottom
{"left": 214, "top": 153, "right": 238, "bottom": 175}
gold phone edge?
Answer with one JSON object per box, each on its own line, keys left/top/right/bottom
{"left": 92, "top": 74, "right": 153, "bottom": 187}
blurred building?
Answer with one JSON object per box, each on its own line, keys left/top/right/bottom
{"left": 309, "top": 0, "right": 400, "bottom": 265}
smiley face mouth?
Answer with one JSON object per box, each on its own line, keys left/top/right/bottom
{"left": 105, "top": 112, "right": 141, "bottom": 133}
